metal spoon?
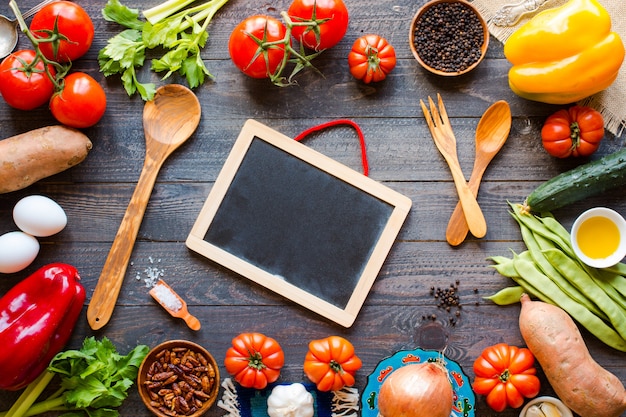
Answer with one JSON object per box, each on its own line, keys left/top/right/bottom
{"left": 492, "top": 0, "right": 551, "bottom": 27}
{"left": 87, "top": 84, "right": 202, "bottom": 330}
{"left": 445, "top": 101, "right": 512, "bottom": 246}
{"left": 0, "top": 0, "right": 57, "bottom": 59}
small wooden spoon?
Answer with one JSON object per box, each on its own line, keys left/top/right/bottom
{"left": 150, "top": 280, "right": 201, "bottom": 331}
{"left": 446, "top": 100, "right": 512, "bottom": 246}
{"left": 87, "top": 85, "right": 201, "bottom": 330}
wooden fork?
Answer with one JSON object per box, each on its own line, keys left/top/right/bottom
{"left": 420, "top": 94, "right": 487, "bottom": 238}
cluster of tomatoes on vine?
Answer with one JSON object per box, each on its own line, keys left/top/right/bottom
{"left": 228, "top": 0, "right": 397, "bottom": 86}
{"left": 0, "top": 1, "right": 106, "bottom": 128}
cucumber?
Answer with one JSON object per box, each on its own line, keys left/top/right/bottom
{"left": 523, "top": 148, "right": 626, "bottom": 213}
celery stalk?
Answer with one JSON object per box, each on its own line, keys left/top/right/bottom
{"left": 2, "top": 371, "right": 55, "bottom": 417}
{"left": 143, "top": 0, "right": 195, "bottom": 24}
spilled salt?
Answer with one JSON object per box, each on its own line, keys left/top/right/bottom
{"left": 135, "top": 257, "right": 165, "bottom": 288}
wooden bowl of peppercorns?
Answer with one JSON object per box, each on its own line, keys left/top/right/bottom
{"left": 137, "top": 340, "right": 220, "bottom": 417}
{"left": 409, "top": 0, "right": 489, "bottom": 76}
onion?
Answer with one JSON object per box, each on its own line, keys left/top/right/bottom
{"left": 378, "top": 361, "right": 453, "bottom": 417}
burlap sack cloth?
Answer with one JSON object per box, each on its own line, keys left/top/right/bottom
{"left": 471, "top": 0, "right": 626, "bottom": 136}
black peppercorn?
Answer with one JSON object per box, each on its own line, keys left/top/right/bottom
{"left": 412, "top": 1, "right": 485, "bottom": 73}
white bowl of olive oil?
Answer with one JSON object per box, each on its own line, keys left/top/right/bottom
{"left": 571, "top": 207, "right": 626, "bottom": 268}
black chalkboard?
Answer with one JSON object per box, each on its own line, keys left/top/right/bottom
{"left": 186, "top": 120, "right": 411, "bottom": 327}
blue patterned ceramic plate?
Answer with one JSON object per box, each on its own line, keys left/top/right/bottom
{"left": 360, "top": 348, "right": 475, "bottom": 417}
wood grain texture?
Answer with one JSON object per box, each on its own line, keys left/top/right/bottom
{"left": 0, "top": 0, "right": 624, "bottom": 415}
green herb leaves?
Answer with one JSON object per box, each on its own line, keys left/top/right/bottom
{"left": 99, "top": 0, "right": 229, "bottom": 101}
{"left": 50, "top": 337, "right": 149, "bottom": 410}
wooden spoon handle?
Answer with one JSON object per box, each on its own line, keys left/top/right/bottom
{"left": 87, "top": 158, "right": 161, "bottom": 330}
{"left": 446, "top": 167, "right": 484, "bottom": 246}
{"left": 443, "top": 153, "right": 487, "bottom": 238}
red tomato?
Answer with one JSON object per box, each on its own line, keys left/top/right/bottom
{"left": 50, "top": 72, "right": 106, "bottom": 128}
{"left": 0, "top": 50, "right": 56, "bottom": 110}
{"left": 541, "top": 106, "right": 604, "bottom": 158}
{"left": 224, "top": 333, "right": 284, "bottom": 389}
{"left": 472, "top": 343, "right": 540, "bottom": 412}
{"left": 303, "top": 336, "right": 362, "bottom": 392}
{"left": 30, "top": 1, "right": 94, "bottom": 63}
{"left": 348, "top": 34, "right": 396, "bottom": 84}
{"left": 288, "top": 0, "right": 349, "bottom": 50}
{"left": 229, "top": 15, "right": 289, "bottom": 79}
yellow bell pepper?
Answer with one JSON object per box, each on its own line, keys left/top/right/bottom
{"left": 504, "top": 0, "right": 624, "bottom": 104}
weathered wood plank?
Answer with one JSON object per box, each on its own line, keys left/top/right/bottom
{"left": 0, "top": 0, "right": 624, "bottom": 415}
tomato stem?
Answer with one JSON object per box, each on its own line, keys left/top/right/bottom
{"left": 242, "top": 10, "right": 325, "bottom": 87}
{"left": 570, "top": 121, "right": 581, "bottom": 150}
{"left": 9, "top": 0, "right": 71, "bottom": 92}
{"left": 498, "top": 369, "right": 510, "bottom": 383}
{"left": 329, "top": 359, "right": 343, "bottom": 374}
{"left": 247, "top": 350, "right": 267, "bottom": 370}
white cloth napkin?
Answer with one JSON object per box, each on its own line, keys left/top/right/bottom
{"left": 471, "top": 0, "right": 626, "bottom": 136}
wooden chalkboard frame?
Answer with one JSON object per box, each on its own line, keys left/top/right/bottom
{"left": 186, "top": 119, "right": 412, "bottom": 327}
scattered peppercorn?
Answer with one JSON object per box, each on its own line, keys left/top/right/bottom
{"left": 412, "top": 1, "right": 485, "bottom": 73}
{"left": 429, "top": 281, "right": 464, "bottom": 325}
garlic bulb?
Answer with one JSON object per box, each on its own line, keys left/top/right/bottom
{"left": 525, "top": 402, "right": 563, "bottom": 417}
{"left": 267, "top": 383, "right": 314, "bottom": 417}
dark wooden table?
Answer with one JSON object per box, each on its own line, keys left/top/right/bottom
{"left": 1, "top": 0, "right": 624, "bottom": 416}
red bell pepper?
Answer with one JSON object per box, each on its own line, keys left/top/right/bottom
{"left": 0, "top": 263, "right": 85, "bottom": 391}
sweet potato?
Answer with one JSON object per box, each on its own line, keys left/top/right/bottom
{"left": 0, "top": 125, "right": 92, "bottom": 193}
{"left": 519, "top": 293, "right": 626, "bottom": 417}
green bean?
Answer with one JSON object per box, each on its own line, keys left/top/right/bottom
{"left": 586, "top": 265, "right": 626, "bottom": 299}
{"left": 529, "top": 229, "right": 608, "bottom": 320}
{"left": 538, "top": 214, "right": 572, "bottom": 245}
{"left": 537, "top": 206, "right": 626, "bottom": 298}
{"left": 519, "top": 207, "right": 626, "bottom": 300}
{"left": 512, "top": 251, "right": 557, "bottom": 304}
{"left": 488, "top": 255, "right": 518, "bottom": 278}
{"left": 532, "top": 211, "right": 626, "bottom": 298}
{"left": 604, "top": 261, "right": 626, "bottom": 277}
{"left": 543, "top": 248, "right": 626, "bottom": 340}
{"left": 581, "top": 265, "right": 626, "bottom": 309}
{"left": 489, "top": 254, "right": 546, "bottom": 302}
{"left": 508, "top": 203, "right": 575, "bottom": 258}
{"left": 484, "top": 286, "right": 525, "bottom": 305}
{"left": 512, "top": 256, "right": 626, "bottom": 352}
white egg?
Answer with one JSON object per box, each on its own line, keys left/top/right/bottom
{"left": 0, "top": 231, "right": 40, "bottom": 274}
{"left": 13, "top": 195, "right": 68, "bottom": 237}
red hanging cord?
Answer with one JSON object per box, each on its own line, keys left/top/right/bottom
{"left": 294, "top": 119, "right": 369, "bottom": 177}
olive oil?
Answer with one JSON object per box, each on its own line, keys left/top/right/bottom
{"left": 576, "top": 216, "right": 621, "bottom": 259}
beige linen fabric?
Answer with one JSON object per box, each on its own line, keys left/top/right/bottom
{"left": 471, "top": 0, "right": 626, "bottom": 135}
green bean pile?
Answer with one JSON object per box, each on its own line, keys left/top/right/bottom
{"left": 486, "top": 202, "right": 626, "bottom": 352}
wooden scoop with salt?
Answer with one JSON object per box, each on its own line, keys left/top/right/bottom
{"left": 149, "top": 280, "right": 201, "bottom": 330}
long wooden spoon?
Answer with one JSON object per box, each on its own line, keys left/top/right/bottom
{"left": 87, "top": 84, "right": 201, "bottom": 330}
{"left": 446, "top": 100, "right": 512, "bottom": 246}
